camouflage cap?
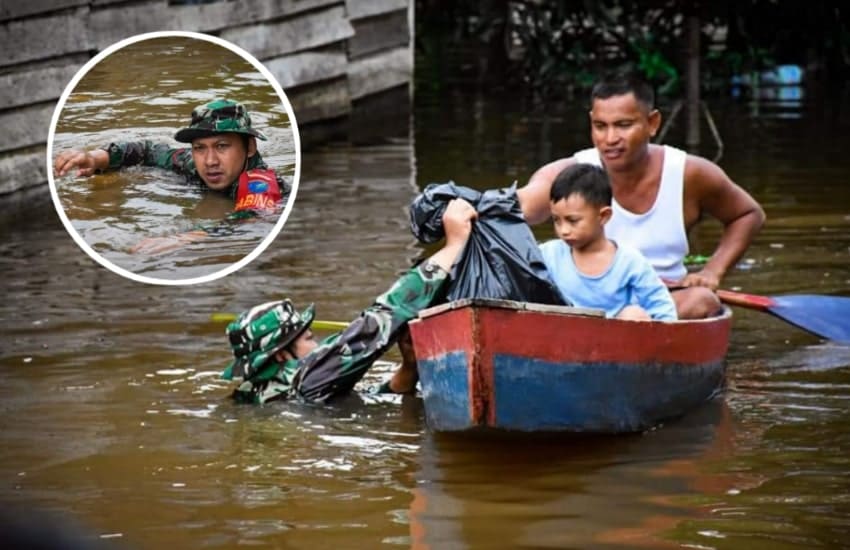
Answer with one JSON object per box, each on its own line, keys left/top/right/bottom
{"left": 223, "top": 299, "right": 315, "bottom": 380}
{"left": 174, "top": 98, "right": 268, "bottom": 143}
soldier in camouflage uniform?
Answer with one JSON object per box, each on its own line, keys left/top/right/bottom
{"left": 53, "top": 98, "right": 287, "bottom": 199}
{"left": 54, "top": 99, "right": 288, "bottom": 253}
{"left": 221, "top": 198, "right": 478, "bottom": 404}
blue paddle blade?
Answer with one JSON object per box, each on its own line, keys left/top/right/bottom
{"left": 770, "top": 295, "right": 850, "bottom": 343}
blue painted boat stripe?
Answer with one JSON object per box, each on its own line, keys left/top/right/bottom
{"left": 490, "top": 354, "right": 725, "bottom": 432}
{"left": 417, "top": 351, "right": 471, "bottom": 430}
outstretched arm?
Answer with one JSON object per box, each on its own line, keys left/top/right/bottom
{"left": 53, "top": 149, "right": 109, "bottom": 178}
{"left": 428, "top": 198, "right": 478, "bottom": 270}
{"left": 681, "top": 156, "right": 766, "bottom": 289}
{"left": 55, "top": 141, "right": 194, "bottom": 180}
{"left": 294, "top": 199, "right": 478, "bottom": 402}
{"left": 517, "top": 157, "right": 575, "bottom": 225}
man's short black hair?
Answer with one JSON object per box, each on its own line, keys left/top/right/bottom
{"left": 550, "top": 164, "right": 612, "bottom": 207}
{"left": 591, "top": 70, "right": 655, "bottom": 111}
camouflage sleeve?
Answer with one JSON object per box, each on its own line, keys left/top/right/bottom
{"left": 292, "top": 261, "right": 449, "bottom": 402}
{"left": 105, "top": 141, "right": 195, "bottom": 177}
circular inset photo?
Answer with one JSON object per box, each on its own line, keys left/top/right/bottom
{"left": 48, "top": 31, "right": 300, "bottom": 285}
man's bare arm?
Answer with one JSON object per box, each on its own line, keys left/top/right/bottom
{"left": 683, "top": 156, "right": 766, "bottom": 288}
{"left": 517, "top": 157, "right": 576, "bottom": 224}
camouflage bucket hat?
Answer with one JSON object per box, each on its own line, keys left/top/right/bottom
{"left": 223, "top": 299, "right": 315, "bottom": 381}
{"left": 174, "top": 98, "right": 268, "bottom": 143}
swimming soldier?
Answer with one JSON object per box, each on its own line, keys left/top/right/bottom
{"left": 53, "top": 99, "right": 288, "bottom": 253}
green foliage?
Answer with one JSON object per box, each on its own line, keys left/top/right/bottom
{"left": 442, "top": 0, "right": 692, "bottom": 97}
{"left": 417, "top": 0, "right": 850, "bottom": 97}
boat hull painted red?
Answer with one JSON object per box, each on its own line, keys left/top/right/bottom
{"left": 409, "top": 299, "right": 732, "bottom": 433}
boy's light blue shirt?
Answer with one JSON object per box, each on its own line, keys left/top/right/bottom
{"left": 539, "top": 239, "right": 678, "bottom": 321}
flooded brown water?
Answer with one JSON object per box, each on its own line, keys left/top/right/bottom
{"left": 52, "top": 36, "right": 296, "bottom": 282}
{"left": 2, "top": 77, "right": 850, "bottom": 548}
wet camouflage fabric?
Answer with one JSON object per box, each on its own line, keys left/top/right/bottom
{"left": 224, "top": 300, "right": 315, "bottom": 380}
{"left": 221, "top": 262, "right": 449, "bottom": 405}
{"left": 104, "top": 141, "right": 279, "bottom": 198}
{"left": 174, "top": 99, "right": 267, "bottom": 143}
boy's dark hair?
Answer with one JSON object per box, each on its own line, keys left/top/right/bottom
{"left": 591, "top": 70, "right": 655, "bottom": 111}
{"left": 550, "top": 164, "right": 612, "bottom": 207}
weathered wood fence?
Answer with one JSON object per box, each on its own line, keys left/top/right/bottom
{"left": 0, "top": 0, "right": 414, "bottom": 198}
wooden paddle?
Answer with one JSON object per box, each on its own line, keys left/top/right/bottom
{"left": 715, "top": 289, "right": 850, "bottom": 343}
{"left": 210, "top": 313, "right": 348, "bottom": 331}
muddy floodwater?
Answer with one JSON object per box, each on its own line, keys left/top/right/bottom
{"left": 51, "top": 36, "right": 297, "bottom": 282}
{"left": 2, "top": 77, "right": 850, "bottom": 548}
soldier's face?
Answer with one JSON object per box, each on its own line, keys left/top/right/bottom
{"left": 191, "top": 133, "right": 257, "bottom": 191}
{"left": 276, "top": 329, "right": 318, "bottom": 361}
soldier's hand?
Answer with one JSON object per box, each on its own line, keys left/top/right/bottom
{"left": 53, "top": 149, "right": 105, "bottom": 178}
{"left": 442, "top": 198, "right": 477, "bottom": 245}
{"left": 428, "top": 199, "right": 478, "bottom": 272}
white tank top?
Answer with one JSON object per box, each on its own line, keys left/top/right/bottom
{"left": 573, "top": 145, "right": 688, "bottom": 280}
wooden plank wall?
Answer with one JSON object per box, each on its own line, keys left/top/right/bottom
{"left": 0, "top": 0, "right": 413, "bottom": 198}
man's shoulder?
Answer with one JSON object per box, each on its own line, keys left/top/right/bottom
{"left": 674, "top": 146, "right": 723, "bottom": 174}
{"left": 573, "top": 147, "right": 601, "bottom": 165}
{"left": 680, "top": 151, "right": 730, "bottom": 193}
{"left": 658, "top": 146, "right": 728, "bottom": 197}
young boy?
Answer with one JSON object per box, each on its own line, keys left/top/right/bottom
{"left": 538, "top": 164, "right": 677, "bottom": 321}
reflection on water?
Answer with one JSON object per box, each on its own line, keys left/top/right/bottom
{"left": 52, "top": 36, "right": 296, "bottom": 281}
{"left": 411, "top": 399, "right": 733, "bottom": 549}
{"left": 3, "top": 73, "right": 850, "bottom": 547}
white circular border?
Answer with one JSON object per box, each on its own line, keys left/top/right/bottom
{"left": 46, "top": 30, "right": 301, "bottom": 286}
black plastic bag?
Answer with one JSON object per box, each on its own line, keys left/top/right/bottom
{"left": 409, "top": 181, "right": 569, "bottom": 305}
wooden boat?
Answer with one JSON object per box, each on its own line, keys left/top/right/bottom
{"left": 408, "top": 298, "right": 732, "bottom": 433}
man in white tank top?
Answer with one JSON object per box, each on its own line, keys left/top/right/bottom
{"left": 517, "top": 71, "right": 765, "bottom": 319}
